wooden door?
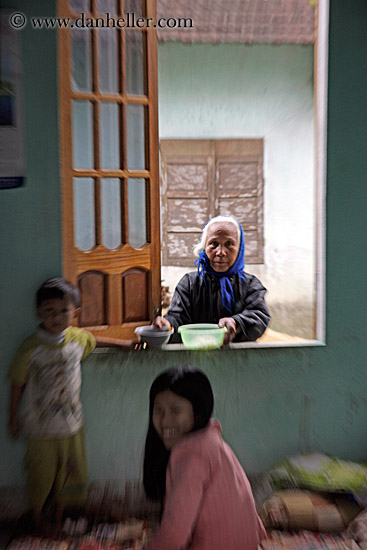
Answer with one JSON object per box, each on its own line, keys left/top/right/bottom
{"left": 58, "top": 0, "right": 160, "bottom": 339}
{"left": 160, "top": 139, "right": 264, "bottom": 266}
{"left": 160, "top": 140, "right": 215, "bottom": 266}
{"left": 215, "top": 140, "right": 264, "bottom": 264}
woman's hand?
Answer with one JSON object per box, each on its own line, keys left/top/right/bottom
{"left": 152, "top": 316, "right": 172, "bottom": 330}
{"left": 218, "top": 317, "right": 237, "bottom": 345}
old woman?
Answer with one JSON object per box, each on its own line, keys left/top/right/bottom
{"left": 154, "top": 216, "right": 270, "bottom": 344}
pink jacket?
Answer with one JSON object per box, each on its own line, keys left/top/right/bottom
{"left": 147, "top": 419, "right": 266, "bottom": 550}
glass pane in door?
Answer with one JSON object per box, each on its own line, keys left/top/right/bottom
{"left": 124, "top": 0, "right": 144, "bottom": 17}
{"left": 71, "top": 28, "right": 92, "bottom": 92}
{"left": 126, "top": 31, "right": 145, "bottom": 96}
{"left": 101, "top": 178, "right": 122, "bottom": 249}
{"left": 97, "top": 0, "right": 116, "bottom": 14}
{"left": 128, "top": 178, "right": 147, "bottom": 248}
{"left": 73, "top": 178, "right": 95, "bottom": 251}
{"left": 98, "top": 28, "right": 118, "bottom": 94}
{"left": 100, "top": 102, "right": 120, "bottom": 169}
{"left": 72, "top": 101, "right": 94, "bottom": 169}
{"left": 70, "top": 0, "right": 90, "bottom": 13}
{"left": 126, "top": 104, "right": 146, "bottom": 170}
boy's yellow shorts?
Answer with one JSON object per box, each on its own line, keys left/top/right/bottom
{"left": 25, "top": 428, "right": 88, "bottom": 510}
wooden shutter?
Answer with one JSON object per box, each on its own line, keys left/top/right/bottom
{"left": 160, "top": 140, "right": 215, "bottom": 267}
{"left": 58, "top": 0, "right": 160, "bottom": 340}
{"left": 215, "top": 140, "right": 264, "bottom": 264}
{"left": 160, "top": 139, "right": 264, "bottom": 266}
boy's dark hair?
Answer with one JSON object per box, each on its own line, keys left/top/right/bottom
{"left": 143, "top": 365, "right": 214, "bottom": 504}
{"left": 36, "top": 278, "right": 81, "bottom": 308}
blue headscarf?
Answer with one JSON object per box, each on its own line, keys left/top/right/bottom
{"left": 194, "top": 218, "right": 246, "bottom": 315}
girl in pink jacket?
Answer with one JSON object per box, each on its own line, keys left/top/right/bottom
{"left": 143, "top": 365, "right": 266, "bottom": 550}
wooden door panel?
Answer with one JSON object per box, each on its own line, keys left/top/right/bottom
{"left": 167, "top": 198, "right": 209, "bottom": 231}
{"left": 78, "top": 271, "right": 107, "bottom": 327}
{"left": 217, "top": 161, "right": 259, "bottom": 195}
{"left": 167, "top": 233, "right": 201, "bottom": 266}
{"left": 215, "top": 139, "right": 263, "bottom": 157}
{"left": 244, "top": 231, "right": 261, "bottom": 260}
{"left": 122, "top": 268, "right": 149, "bottom": 322}
{"left": 218, "top": 198, "right": 258, "bottom": 227}
{"left": 167, "top": 161, "right": 209, "bottom": 194}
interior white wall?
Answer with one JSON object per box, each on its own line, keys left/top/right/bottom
{"left": 158, "top": 43, "right": 315, "bottom": 337}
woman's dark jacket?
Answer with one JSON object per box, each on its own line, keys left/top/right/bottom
{"left": 164, "top": 271, "right": 270, "bottom": 342}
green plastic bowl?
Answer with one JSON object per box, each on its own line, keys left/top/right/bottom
{"left": 178, "top": 323, "right": 227, "bottom": 350}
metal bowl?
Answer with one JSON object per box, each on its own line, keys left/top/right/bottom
{"left": 134, "top": 325, "right": 173, "bottom": 348}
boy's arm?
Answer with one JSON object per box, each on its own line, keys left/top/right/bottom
{"left": 94, "top": 335, "right": 136, "bottom": 349}
{"left": 9, "top": 383, "right": 25, "bottom": 439}
{"left": 77, "top": 329, "right": 135, "bottom": 356}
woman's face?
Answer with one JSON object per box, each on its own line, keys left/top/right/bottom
{"left": 205, "top": 221, "right": 240, "bottom": 272}
{"left": 152, "top": 389, "right": 195, "bottom": 450}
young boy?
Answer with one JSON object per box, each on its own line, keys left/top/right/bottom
{"left": 8, "top": 277, "right": 96, "bottom": 529}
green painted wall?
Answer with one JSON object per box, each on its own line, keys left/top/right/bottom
{"left": 1, "top": 0, "right": 367, "bottom": 488}
{"left": 0, "top": 0, "right": 61, "bottom": 483}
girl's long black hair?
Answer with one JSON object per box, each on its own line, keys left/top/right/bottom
{"left": 143, "top": 365, "right": 214, "bottom": 503}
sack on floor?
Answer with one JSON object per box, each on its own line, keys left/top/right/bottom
{"left": 259, "top": 489, "right": 362, "bottom": 532}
